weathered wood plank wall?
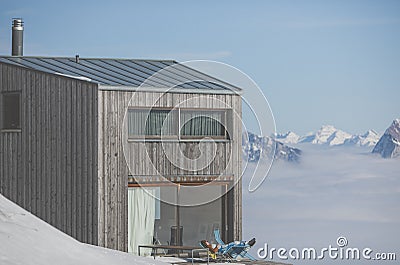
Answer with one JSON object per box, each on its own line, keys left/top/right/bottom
{"left": 98, "top": 90, "right": 242, "bottom": 251}
{"left": 0, "top": 62, "right": 99, "bottom": 245}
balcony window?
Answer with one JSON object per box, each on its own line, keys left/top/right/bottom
{"left": 127, "top": 108, "right": 230, "bottom": 140}
{"left": 180, "top": 110, "right": 226, "bottom": 138}
{"left": 128, "top": 109, "right": 177, "bottom": 137}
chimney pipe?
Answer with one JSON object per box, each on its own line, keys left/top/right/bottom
{"left": 12, "top": 18, "right": 24, "bottom": 56}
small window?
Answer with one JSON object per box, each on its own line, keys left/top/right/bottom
{"left": 128, "top": 109, "right": 177, "bottom": 138}
{"left": 180, "top": 110, "right": 226, "bottom": 138}
{"left": 2, "top": 92, "right": 21, "bottom": 130}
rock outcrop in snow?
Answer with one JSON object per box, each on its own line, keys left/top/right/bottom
{"left": 372, "top": 119, "right": 400, "bottom": 158}
{"left": 242, "top": 132, "right": 301, "bottom": 162}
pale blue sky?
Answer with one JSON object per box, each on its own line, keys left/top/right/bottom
{"left": 1, "top": 0, "right": 399, "bottom": 135}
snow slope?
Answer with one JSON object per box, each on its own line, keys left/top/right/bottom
{"left": 0, "top": 194, "right": 166, "bottom": 265}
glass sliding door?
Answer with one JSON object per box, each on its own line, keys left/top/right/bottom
{"left": 129, "top": 183, "right": 230, "bottom": 255}
{"left": 153, "top": 184, "right": 226, "bottom": 247}
{"left": 153, "top": 186, "right": 178, "bottom": 246}
{"left": 180, "top": 197, "right": 223, "bottom": 246}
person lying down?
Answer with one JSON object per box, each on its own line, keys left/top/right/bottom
{"left": 200, "top": 237, "right": 256, "bottom": 254}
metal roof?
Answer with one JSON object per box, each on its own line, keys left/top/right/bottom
{"left": 0, "top": 56, "right": 241, "bottom": 93}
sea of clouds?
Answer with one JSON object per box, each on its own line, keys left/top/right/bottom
{"left": 242, "top": 144, "right": 400, "bottom": 265}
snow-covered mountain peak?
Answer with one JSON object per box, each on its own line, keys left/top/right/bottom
{"left": 326, "top": 129, "right": 352, "bottom": 146}
{"left": 276, "top": 131, "right": 300, "bottom": 144}
{"left": 283, "top": 125, "right": 381, "bottom": 147}
{"left": 312, "top": 125, "right": 337, "bottom": 144}
{"left": 372, "top": 119, "right": 400, "bottom": 158}
{"left": 320, "top": 125, "right": 337, "bottom": 131}
{"left": 344, "top": 129, "right": 381, "bottom": 147}
{"left": 302, "top": 125, "right": 352, "bottom": 145}
{"left": 316, "top": 125, "right": 336, "bottom": 135}
{"left": 285, "top": 131, "right": 298, "bottom": 137}
{"left": 363, "top": 129, "right": 379, "bottom": 138}
{"left": 244, "top": 120, "right": 398, "bottom": 160}
{"left": 386, "top": 119, "right": 400, "bottom": 141}
{"left": 243, "top": 132, "right": 301, "bottom": 162}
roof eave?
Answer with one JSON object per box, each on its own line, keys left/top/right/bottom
{"left": 98, "top": 85, "right": 243, "bottom": 95}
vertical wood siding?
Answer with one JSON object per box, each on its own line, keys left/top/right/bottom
{"left": 98, "top": 90, "right": 242, "bottom": 251}
{"left": 0, "top": 63, "right": 98, "bottom": 245}
{"left": 98, "top": 91, "right": 130, "bottom": 251}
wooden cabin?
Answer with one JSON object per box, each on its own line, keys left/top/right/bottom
{"left": 0, "top": 56, "right": 242, "bottom": 253}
